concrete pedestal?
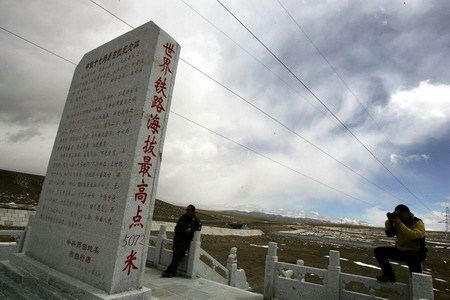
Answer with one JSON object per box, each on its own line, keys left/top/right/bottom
{"left": 1, "top": 253, "right": 151, "bottom": 300}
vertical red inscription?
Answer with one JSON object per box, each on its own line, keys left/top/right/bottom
{"left": 122, "top": 249, "right": 138, "bottom": 275}
{"left": 122, "top": 41, "right": 176, "bottom": 275}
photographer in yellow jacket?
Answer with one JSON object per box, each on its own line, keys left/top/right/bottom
{"left": 374, "top": 204, "right": 427, "bottom": 282}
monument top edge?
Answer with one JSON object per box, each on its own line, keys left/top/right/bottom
{"left": 75, "top": 20, "right": 179, "bottom": 67}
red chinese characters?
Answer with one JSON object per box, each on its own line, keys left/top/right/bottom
{"left": 160, "top": 57, "right": 172, "bottom": 75}
{"left": 134, "top": 179, "right": 148, "bottom": 204}
{"left": 163, "top": 42, "right": 175, "bottom": 58}
{"left": 154, "top": 77, "right": 167, "bottom": 97}
{"left": 137, "top": 156, "right": 152, "bottom": 178}
{"left": 123, "top": 41, "right": 176, "bottom": 276}
{"left": 143, "top": 135, "right": 157, "bottom": 157}
{"left": 147, "top": 114, "right": 160, "bottom": 134}
{"left": 151, "top": 96, "right": 165, "bottom": 113}
{"left": 129, "top": 206, "right": 144, "bottom": 228}
{"left": 122, "top": 249, "right": 138, "bottom": 275}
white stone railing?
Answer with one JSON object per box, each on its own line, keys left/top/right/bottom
{"left": 264, "top": 242, "right": 434, "bottom": 300}
{"left": 146, "top": 225, "right": 249, "bottom": 290}
{"left": 227, "top": 246, "right": 250, "bottom": 290}
{"left": 0, "top": 207, "right": 36, "bottom": 227}
{"left": 198, "top": 247, "right": 229, "bottom": 284}
{"left": 0, "top": 229, "right": 28, "bottom": 260}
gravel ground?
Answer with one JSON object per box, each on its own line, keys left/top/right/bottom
{"left": 200, "top": 223, "right": 450, "bottom": 299}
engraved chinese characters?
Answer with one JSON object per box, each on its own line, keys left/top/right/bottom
{"left": 24, "top": 22, "right": 179, "bottom": 294}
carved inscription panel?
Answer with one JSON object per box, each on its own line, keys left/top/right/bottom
{"left": 26, "top": 22, "right": 180, "bottom": 294}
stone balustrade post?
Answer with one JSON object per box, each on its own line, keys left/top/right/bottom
{"left": 326, "top": 250, "right": 340, "bottom": 300}
{"left": 21, "top": 215, "right": 34, "bottom": 253}
{"left": 264, "top": 242, "right": 278, "bottom": 300}
{"left": 16, "top": 230, "right": 26, "bottom": 253}
{"left": 297, "top": 259, "right": 305, "bottom": 282}
{"left": 186, "top": 230, "right": 201, "bottom": 278}
{"left": 411, "top": 272, "right": 434, "bottom": 300}
{"left": 153, "top": 225, "right": 167, "bottom": 267}
{"left": 227, "top": 247, "right": 238, "bottom": 286}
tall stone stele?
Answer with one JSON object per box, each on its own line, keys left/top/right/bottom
{"left": 6, "top": 21, "right": 180, "bottom": 299}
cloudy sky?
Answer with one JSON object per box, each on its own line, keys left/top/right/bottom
{"left": 0, "top": 0, "right": 449, "bottom": 230}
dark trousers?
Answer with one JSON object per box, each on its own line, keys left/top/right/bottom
{"left": 374, "top": 246, "right": 426, "bottom": 277}
{"left": 165, "top": 238, "right": 190, "bottom": 275}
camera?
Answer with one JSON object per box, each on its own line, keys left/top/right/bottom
{"left": 386, "top": 212, "right": 398, "bottom": 221}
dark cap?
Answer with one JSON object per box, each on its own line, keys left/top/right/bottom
{"left": 395, "top": 204, "right": 410, "bottom": 213}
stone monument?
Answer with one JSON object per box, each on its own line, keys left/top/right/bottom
{"left": 4, "top": 21, "right": 180, "bottom": 299}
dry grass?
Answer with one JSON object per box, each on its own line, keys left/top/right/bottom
{"left": 200, "top": 224, "right": 450, "bottom": 299}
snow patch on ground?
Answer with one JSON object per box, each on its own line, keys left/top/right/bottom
{"left": 250, "top": 244, "right": 269, "bottom": 248}
{"left": 322, "top": 256, "right": 389, "bottom": 270}
{"left": 390, "top": 262, "right": 409, "bottom": 268}
{"left": 324, "top": 255, "right": 349, "bottom": 261}
{"left": 353, "top": 261, "right": 381, "bottom": 270}
{"left": 428, "top": 240, "right": 450, "bottom": 246}
{"left": 151, "top": 221, "right": 263, "bottom": 236}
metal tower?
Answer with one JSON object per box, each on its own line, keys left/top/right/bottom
{"left": 438, "top": 207, "right": 449, "bottom": 240}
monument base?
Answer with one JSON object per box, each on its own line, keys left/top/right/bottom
{"left": 1, "top": 253, "right": 151, "bottom": 300}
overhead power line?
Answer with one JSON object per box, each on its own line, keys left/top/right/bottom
{"left": 215, "top": 0, "right": 433, "bottom": 213}
{"left": 176, "top": 0, "right": 439, "bottom": 217}
{"left": 170, "top": 110, "right": 373, "bottom": 205}
{"left": 178, "top": 0, "right": 329, "bottom": 117}
{"left": 275, "top": 0, "right": 442, "bottom": 218}
{"left": 84, "top": 0, "right": 420, "bottom": 210}
{"left": 0, "top": 24, "right": 376, "bottom": 208}
{"left": 275, "top": 0, "right": 392, "bottom": 140}
{"left": 0, "top": 26, "right": 76, "bottom": 66}
{"left": 179, "top": 58, "right": 408, "bottom": 203}
{"left": 87, "top": 0, "right": 134, "bottom": 28}
{"left": 84, "top": 0, "right": 439, "bottom": 216}
{"left": 274, "top": 1, "right": 440, "bottom": 207}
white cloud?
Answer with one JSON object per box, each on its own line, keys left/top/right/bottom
{"left": 439, "top": 197, "right": 450, "bottom": 208}
{"left": 362, "top": 207, "right": 387, "bottom": 226}
{"left": 379, "top": 81, "right": 450, "bottom": 145}
{"left": 421, "top": 211, "right": 447, "bottom": 232}
{"left": 0, "top": 0, "right": 449, "bottom": 222}
{"left": 389, "top": 153, "right": 431, "bottom": 164}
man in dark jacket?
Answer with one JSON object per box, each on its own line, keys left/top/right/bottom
{"left": 162, "top": 204, "right": 202, "bottom": 277}
{"left": 374, "top": 204, "right": 427, "bottom": 282}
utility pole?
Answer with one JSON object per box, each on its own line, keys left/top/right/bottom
{"left": 439, "top": 207, "right": 449, "bottom": 240}
{"left": 445, "top": 207, "right": 449, "bottom": 240}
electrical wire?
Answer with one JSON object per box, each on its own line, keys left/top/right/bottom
{"left": 0, "top": 23, "right": 376, "bottom": 207}
{"left": 215, "top": 0, "right": 434, "bottom": 213}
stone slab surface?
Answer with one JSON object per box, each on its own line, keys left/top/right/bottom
{"left": 1, "top": 254, "right": 152, "bottom": 299}
{"left": 142, "top": 268, "right": 263, "bottom": 300}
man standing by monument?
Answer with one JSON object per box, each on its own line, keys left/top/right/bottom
{"left": 374, "top": 204, "right": 427, "bottom": 282}
{"left": 163, "top": 204, "right": 201, "bottom": 277}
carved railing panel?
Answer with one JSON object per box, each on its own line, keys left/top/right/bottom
{"left": 198, "top": 248, "right": 229, "bottom": 280}
{"left": 340, "top": 272, "right": 409, "bottom": 300}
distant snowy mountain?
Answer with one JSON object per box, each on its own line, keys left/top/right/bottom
{"left": 224, "top": 209, "right": 329, "bottom": 224}
{"left": 224, "top": 208, "right": 370, "bottom": 226}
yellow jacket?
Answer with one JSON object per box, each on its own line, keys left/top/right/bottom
{"left": 385, "top": 218, "right": 426, "bottom": 251}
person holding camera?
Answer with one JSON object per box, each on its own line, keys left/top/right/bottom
{"left": 374, "top": 204, "right": 427, "bottom": 282}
